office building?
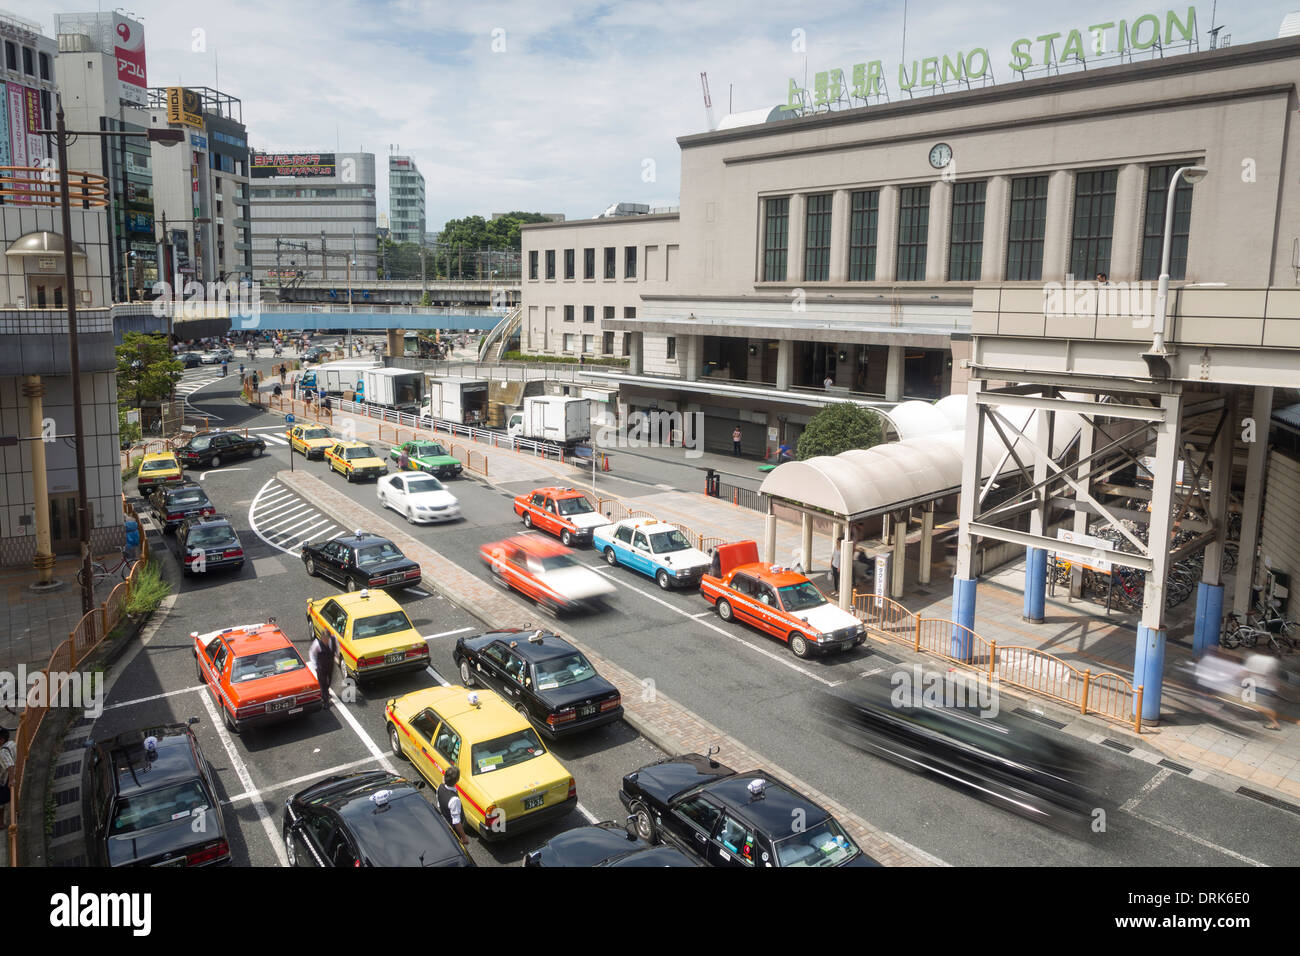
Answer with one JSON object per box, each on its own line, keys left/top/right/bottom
{"left": 388, "top": 155, "right": 424, "bottom": 245}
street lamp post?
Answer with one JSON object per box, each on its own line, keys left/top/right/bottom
{"left": 1144, "top": 164, "right": 1208, "bottom": 377}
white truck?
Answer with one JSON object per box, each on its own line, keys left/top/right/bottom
{"left": 361, "top": 367, "right": 425, "bottom": 413}
{"left": 420, "top": 378, "right": 489, "bottom": 426}
{"left": 298, "top": 359, "right": 377, "bottom": 396}
{"left": 507, "top": 396, "right": 592, "bottom": 449}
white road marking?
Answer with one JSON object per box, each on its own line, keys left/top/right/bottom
{"left": 407, "top": 588, "right": 430, "bottom": 597}
{"left": 105, "top": 684, "right": 204, "bottom": 711}
{"left": 424, "top": 627, "right": 473, "bottom": 641}
{"left": 261, "top": 434, "right": 289, "bottom": 445}
{"left": 1121, "top": 767, "right": 1173, "bottom": 812}
{"left": 588, "top": 567, "right": 836, "bottom": 687}
{"left": 250, "top": 480, "right": 313, "bottom": 556}
{"left": 575, "top": 802, "right": 598, "bottom": 824}
{"left": 199, "top": 467, "right": 249, "bottom": 481}
{"left": 330, "top": 689, "right": 397, "bottom": 775}
{"left": 256, "top": 487, "right": 293, "bottom": 505}
{"left": 259, "top": 501, "right": 312, "bottom": 521}
{"left": 689, "top": 611, "right": 713, "bottom": 619}
{"left": 1123, "top": 807, "right": 1267, "bottom": 866}
{"left": 197, "top": 689, "right": 288, "bottom": 866}
{"left": 223, "top": 755, "right": 383, "bottom": 805}
{"left": 283, "top": 520, "right": 331, "bottom": 550}
{"left": 269, "top": 512, "right": 328, "bottom": 541}
{"left": 425, "top": 666, "right": 450, "bottom": 686}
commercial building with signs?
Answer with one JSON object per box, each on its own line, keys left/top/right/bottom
{"left": 146, "top": 86, "right": 251, "bottom": 288}
{"left": 388, "top": 154, "right": 424, "bottom": 245}
{"left": 248, "top": 151, "right": 377, "bottom": 284}
{"left": 54, "top": 11, "right": 156, "bottom": 302}
{"left": 0, "top": 10, "right": 57, "bottom": 214}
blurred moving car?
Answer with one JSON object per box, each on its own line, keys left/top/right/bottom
{"left": 377, "top": 472, "right": 461, "bottom": 524}
{"left": 523, "top": 821, "right": 699, "bottom": 867}
{"left": 174, "top": 430, "right": 266, "bottom": 469}
{"left": 306, "top": 587, "right": 430, "bottom": 682}
{"left": 149, "top": 482, "right": 215, "bottom": 534}
{"left": 619, "top": 750, "right": 876, "bottom": 867}
{"left": 480, "top": 534, "right": 614, "bottom": 614}
{"left": 283, "top": 770, "right": 473, "bottom": 868}
{"left": 512, "top": 486, "right": 608, "bottom": 546}
{"left": 700, "top": 540, "right": 866, "bottom": 658}
{"left": 178, "top": 352, "right": 204, "bottom": 369}
{"left": 193, "top": 620, "right": 323, "bottom": 731}
{"left": 385, "top": 685, "right": 578, "bottom": 840}
{"left": 325, "top": 440, "right": 388, "bottom": 482}
{"left": 301, "top": 530, "right": 422, "bottom": 591}
{"left": 136, "top": 451, "right": 184, "bottom": 492}
{"left": 390, "top": 439, "right": 463, "bottom": 479}
{"left": 83, "top": 718, "right": 231, "bottom": 867}
{"left": 817, "top": 682, "right": 1101, "bottom": 835}
{"left": 594, "top": 518, "right": 711, "bottom": 590}
{"left": 453, "top": 629, "right": 622, "bottom": 737}
{"left": 176, "top": 514, "right": 245, "bottom": 575}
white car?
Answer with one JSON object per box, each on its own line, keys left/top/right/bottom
{"left": 377, "top": 472, "right": 461, "bottom": 524}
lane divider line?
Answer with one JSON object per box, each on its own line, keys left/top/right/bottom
{"left": 223, "top": 755, "right": 383, "bottom": 806}
{"left": 105, "top": 684, "right": 204, "bottom": 711}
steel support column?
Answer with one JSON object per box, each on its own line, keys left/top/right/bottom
{"left": 954, "top": 380, "right": 983, "bottom": 652}
{"left": 800, "top": 512, "right": 813, "bottom": 573}
{"left": 1233, "top": 387, "right": 1272, "bottom": 614}
{"left": 919, "top": 502, "right": 934, "bottom": 586}
{"left": 1194, "top": 391, "right": 1235, "bottom": 656}
{"left": 1070, "top": 417, "right": 1096, "bottom": 599}
{"left": 891, "top": 508, "right": 907, "bottom": 599}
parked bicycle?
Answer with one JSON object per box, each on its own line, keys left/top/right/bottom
{"left": 75, "top": 547, "right": 134, "bottom": 589}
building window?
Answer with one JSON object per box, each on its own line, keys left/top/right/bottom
{"left": 896, "top": 185, "right": 931, "bottom": 281}
{"left": 625, "top": 246, "right": 637, "bottom": 278}
{"left": 604, "top": 246, "right": 616, "bottom": 279}
{"left": 583, "top": 306, "right": 594, "bottom": 323}
{"left": 666, "top": 336, "right": 677, "bottom": 360}
{"left": 947, "top": 180, "right": 987, "bottom": 281}
{"left": 563, "top": 334, "right": 574, "bottom": 352}
{"left": 564, "top": 305, "right": 575, "bottom": 322}
{"left": 1069, "top": 168, "right": 1118, "bottom": 279}
{"left": 4, "top": 42, "right": 15, "bottom": 71}
{"left": 1140, "top": 164, "right": 1195, "bottom": 281}
{"left": 21, "top": 46, "right": 33, "bottom": 75}
{"left": 603, "top": 306, "right": 615, "bottom": 320}
{"left": 564, "top": 249, "right": 575, "bottom": 279}
{"left": 603, "top": 331, "right": 615, "bottom": 355}
{"left": 848, "top": 189, "right": 879, "bottom": 282}
{"left": 529, "top": 250, "right": 538, "bottom": 280}
{"left": 762, "top": 197, "right": 789, "bottom": 281}
{"left": 38, "top": 51, "right": 51, "bottom": 81}
{"left": 622, "top": 332, "right": 632, "bottom": 355}
{"left": 583, "top": 334, "right": 593, "bottom": 353}
{"left": 545, "top": 250, "right": 555, "bottom": 279}
{"left": 624, "top": 307, "right": 636, "bottom": 319}
{"left": 1006, "top": 175, "right": 1049, "bottom": 281}
{"left": 803, "top": 193, "right": 833, "bottom": 282}
{"left": 584, "top": 247, "right": 595, "bottom": 279}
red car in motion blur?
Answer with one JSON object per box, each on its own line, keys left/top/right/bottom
{"left": 480, "top": 535, "right": 614, "bottom": 614}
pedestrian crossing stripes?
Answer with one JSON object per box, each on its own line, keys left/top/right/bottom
{"left": 249, "top": 479, "right": 340, "bottom": 556}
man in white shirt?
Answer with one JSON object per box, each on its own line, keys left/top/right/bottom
{"left": 436, "top": 765, "right": 470, "bottom": 846}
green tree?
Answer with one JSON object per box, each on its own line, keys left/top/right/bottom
{"left": 796, "top": 404, "right": 883, "bottom": 460}
{"left": 116, "top": 332, "right": 181, "bottom": 405}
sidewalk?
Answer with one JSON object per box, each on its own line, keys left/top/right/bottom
{"left": 0, "top": 556, "right": 129, "bottom": 675}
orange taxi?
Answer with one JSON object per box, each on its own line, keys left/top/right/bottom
{"left": 512, "top": 487, "right": 609, "bottom": 547}
{"left": 480, "top": 535, "right": 613, "bottom": 614}
{"left": 192, "top": 620, "right": 324, "bottom": 733}
{"left": 699, "top": 541, "right": 866, "bottom": 659}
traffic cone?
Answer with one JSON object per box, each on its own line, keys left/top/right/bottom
{"left": 602, "top": 454, "right": 610, "bottom": 472}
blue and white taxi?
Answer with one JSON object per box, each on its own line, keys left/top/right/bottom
{"left": 592, "top": 518, "right": 712, "bottom": 590}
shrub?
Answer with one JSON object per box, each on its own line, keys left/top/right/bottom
{"left": 125, "top": 560, "right": 171, "bottom": 616}
{"left": 797, "top": 404, "right": 884, "bottom": 460}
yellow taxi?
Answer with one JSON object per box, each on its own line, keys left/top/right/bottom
{"left": 385, "top": 685, "right": 577, "bottom": 840}
{"left": 306, "top": 588, "right": 429, "bottom": 682}
{"left": 137, "top": 451, "right": 184, "bottom": 491}
{"left": 287, "top": 423, "right": 336, "bottom": 460}
{"left": 324, "top": 440, "right": 388, "bottom": 482}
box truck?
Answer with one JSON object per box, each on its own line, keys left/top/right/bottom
{"left": 507, "top": 396, "right": 592, "bottom": 448}
{"left": 298, "top": 359, "right": 378, "bottom": 396}
{"left": 420, "top": 378, "right": 489, "bottom": 426}
{"left": 361, "top": 367, "right": 425, "bottom": 413}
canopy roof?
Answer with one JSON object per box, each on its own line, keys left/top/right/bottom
{"left": 760, "top": 395, "right": 1082, "bottom": 520}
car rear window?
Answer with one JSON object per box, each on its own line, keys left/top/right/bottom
{"left": 111, "top": 781, "right": 210, "bottom": 834}
{"left": 405, "top": 476, "right": 445, "bottom": 493}
{"left": 352, "top": 611, "right": 412, "bottom": 640}
{"left": 231, "top": 647, "right": 304, "bottom": 682}
{"left": 141, "top": 459, "right": 175, "bottom": 472}
{"left": 356, "top": 543, "right": 403, "bottom": 566}
{"left": 186, "top": 525, "right": 237, "bottom": 548}
{"left": 168, "top": 489, "right": 209, "bottom": 508}
{"left": 471, "top": 728, "right": 546, "bottom": 775}
{"left": 188, "top": 437, "right": 211, "bottom": 451}
{"left": 773, "top": 818, "right": 861, "bottom": 867}
{"left": 535, "top": 652, "right": 596, "bottom": 689}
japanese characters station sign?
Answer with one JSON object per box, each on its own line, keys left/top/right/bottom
{"left": 789, "top": 7, "right": 1198, "bottom": 107}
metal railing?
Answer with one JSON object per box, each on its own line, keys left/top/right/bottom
{"left": 711, "top": 480, "right": 766, "bottom": 513}
{"left": 850, "top": 590, "right": 1143, "bottom": 732}
{"left": 10, "top": 497, "right": 151, "bottom": 866}
{"left": 257, "top": 303, "right": 505, "bottom": 316}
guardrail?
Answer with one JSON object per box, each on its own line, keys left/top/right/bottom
{"left": 711, "top": 480, "right": 766, "bottom": 513}
{"left": 9, "top": 496, "right": 151, "bottom": 866}
{"left": 850, "top": 590, "right": 1143, "bottom": 732}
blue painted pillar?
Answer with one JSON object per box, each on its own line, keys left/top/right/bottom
{"left": 1023, "top": 547, "right": 1047, "bottom": 623}
{"left": 1133, "top": 624, "right": 1166, "bottom": 722}
{"left": 1192, "top": 581, "right": 1224, "bottom": 658}
{"left": 951, "top": 576, "right": 977, "bottom": 660}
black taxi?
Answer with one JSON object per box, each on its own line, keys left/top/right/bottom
{"left": 301, "top": 530, "right": 422, "bottom": 592}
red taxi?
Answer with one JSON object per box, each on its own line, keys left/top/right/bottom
{"left": 512, "top": 487, "right": 609, "bottom": 546}
{"left": 192, "top": 620, "right": 324, "bottom": 732}
{"left": 699, "top": 541, "right": 866, "bottom": 659}
{"left": 480, "top": 535, "right": 613, "bottom": 614}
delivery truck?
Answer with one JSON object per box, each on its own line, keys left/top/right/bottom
{"left": 420, "top": 378, "right": 489, "bottom": 426}
{"left": 361, "top": 367, "right": 425, "bottom": 413}
{"left": 507, "top": 396, "right": 592, "bottom": 449}
{"left": 298, "top": 359, "right": 378, "bottom": 396}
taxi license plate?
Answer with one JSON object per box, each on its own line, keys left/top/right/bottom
{"left": 387, "top": 573, "right": 404, "bottom": 584}
{"left": 153, "top": 857, "right": 187, "bottom": 867}
{"left": 266, "top": 699, "right": 292, "bottom": 712}
{"left": 523, "top": 794, "right": 544, "bottom": 811}
{"left": 577, "top": 704, "right": 597, "bottom": 718}
{"left": 385, "top": 652, "right": 405, "bottom": 664}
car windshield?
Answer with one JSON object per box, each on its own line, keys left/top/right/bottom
{"left": 535, "top": 652, "right": 597, "bottom": 689}
{"left": 356, "top": 543, "right": 403, "bottom": 566}
{"left": 406, "top": 476, "right": 445, "bottom": 494}
{"left": 471, "top": 728, "right": 546, "bottom": 775}
{"left": 302, "top": 428, "right": 332, "bottom": 440}
{"left": 141, "top": 459, "right": 175, "bottom": 472}
{"left": 556, "top": 496, "right": 594, "bottom": 516}
{"left": 231, "top": 647, "right": 304, "bottom": 682}
{"left": 412, "top": 444, "right": 447, "bottom": 458}
{"left": 188, "top": 437, "right": 211, "bottom": 451}
{"left": 649, "top": 530, "right": 691, "bottom": 554}
{"left": 528, "top": 554, "right": 577, "bottom": 573}
{"left": 772, "top": 818, "right": 861, "bottom": 867}
{"left": 778, "top": 581, "right": 827, "bottom": 612}
{"left": 110, "top": 780, "right": 210, "bottom": 834}
{"left": 352, "top": 610, "right": 412, "bottom": 640}
{"left": 168, "top": 489, "right": 209, "bottom": 508}
{"left": 186, "top": 526, "right": 236, "bottom": 548}
{"left": 344, "top": 445, "right": 377, "bottom": 460}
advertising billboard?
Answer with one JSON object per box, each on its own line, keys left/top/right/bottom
{"left": 0, "top": 82, "right": 9, "bottom": 170}
{"left": 114, "top": 14, "right": 147, "bottom": 107}
{"left": 251, "top": 152, "right": 336, "bottom": 178}
{"left": 166, "top": 87, "right": 204, "bottom": 129}
{"left": 23, "top": 87, "right": 45, "bottom": 171}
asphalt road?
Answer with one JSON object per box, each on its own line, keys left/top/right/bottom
{"left": 103, "top": 341, "right": 1300, "bottom": 868}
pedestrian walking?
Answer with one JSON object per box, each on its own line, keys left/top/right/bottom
{"left": 732, "top": 425, "right": 743, "bottom": 457}
{"left": 239, "top": 362, "right": 245, "bottom": 379}
{"left": 777, "top": 442, "right": 794, "bottom": 464}
{"left": 279, "top": 364, "right": 287, "bottom": 385}
{"left": 708, "top": 547, "right": 721, "bottom": 579}
{"left": 221, "top": 360, "right": 228, "bottom": 378}
{"left": 309, "top": 630, "right": 334, "bottom": 711}
{"left": 0, "top": 727, "right": 15, "bottom": 822}
{"left": 1244, "top": 652, "right": 1283, "bottom": 730}
{"left": 124, "top": 517, "right": 141, "bottom": 563}
{"left": 399, "top": 447, "right": 410, "bottom": 471}
{"left": 823, "top": 374, "right": 834, "bottom": 390}
{"left": 831, "top": 544, "right": 841, "bottom": 591}
{"left": 436, "top": 765, "right": 470, "bottom": 846}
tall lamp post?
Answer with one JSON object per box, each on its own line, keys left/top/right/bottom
{"left": 1142, "top": 164, "right": 1208, "bottom": 379}
{"left": 40, "top": 96, "right": 184, "bottom": 613}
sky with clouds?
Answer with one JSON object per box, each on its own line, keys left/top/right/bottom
{"left": 14, "top": 0, "right": 1298, "bottom": 233}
